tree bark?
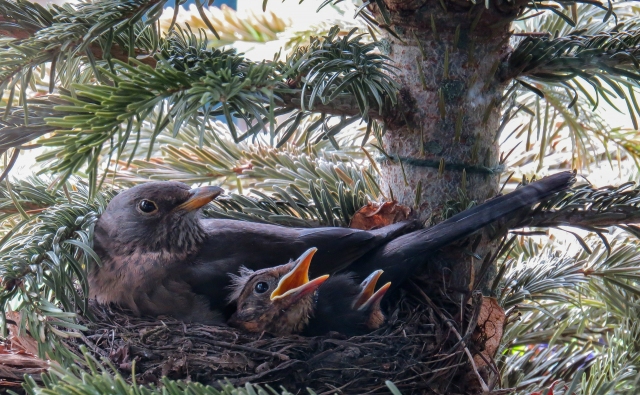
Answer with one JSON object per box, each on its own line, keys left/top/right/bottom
{"left": 376, "top": 2, "right": 515, "bottom": 309}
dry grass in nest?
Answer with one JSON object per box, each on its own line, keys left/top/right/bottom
{"left": 61, "top": 280, "right": 487, "bottom": 395}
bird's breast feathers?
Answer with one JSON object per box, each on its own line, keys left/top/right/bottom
{"left": 89, "top": 248, "right": 190, "bottom": 310}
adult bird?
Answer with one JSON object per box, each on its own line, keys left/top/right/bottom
{"left": 229, "top": 172, "right": 575, "bottom": 336}
{"left": 89, "top": 182, "right": 416, "bottom": 323}
{"left": 228, "top": 247, "right": 390, "bottom": 336}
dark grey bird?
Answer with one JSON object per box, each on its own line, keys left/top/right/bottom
{"left": 89, "top": 182, "right": 415, "bottom": 323}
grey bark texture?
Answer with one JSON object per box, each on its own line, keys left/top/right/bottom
{"left": 375, "top": 1, "right": 515, "bottom": 294}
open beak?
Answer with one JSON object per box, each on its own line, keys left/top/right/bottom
{"left": 358, "top": 282, "right": 391, "bottom": 312}
{"left": 271, "top": 247, "right": 329, "bottom": 302}
{"left": 175, "top": 186, "right": 224, "bottom": 212}
{"left": 353, "top": 270, "right": 384, "bottom": 309}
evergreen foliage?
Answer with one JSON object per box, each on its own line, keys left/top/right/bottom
{"left": 1, "top": 0, "right": 640, "bottom": 393}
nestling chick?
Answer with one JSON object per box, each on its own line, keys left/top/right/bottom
{"left": 302, "top": 269, "right": 391, "bottom": 337}
{"left": 228, "top": 248, "right": 391, "bottom": 336}
{"left": 227, "top": 248, "right": 329, "bottom": 336}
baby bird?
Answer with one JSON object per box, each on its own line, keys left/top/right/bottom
{"left": 227, "top": 248, "right": 390, "bottom": 336}
{"left": 303, "top": 269, "right": 390, "bottom": 336}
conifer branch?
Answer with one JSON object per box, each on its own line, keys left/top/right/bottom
{"left": 498, "top": 236, "right": 640, "bottom": 394}
{"left": 514, "top": 180, "right": 640, "bottom": 232}
{"left": 0, "top": 178, "right": 111, "bottom": 363}
{"left": 503, "top": 29, "right": 640, "bottom": 84}
{"left": 0, "top": 0, "right": 163, "bottom": 88}
{"left": 0, "top": 26, "right": 395, "bottom": 188}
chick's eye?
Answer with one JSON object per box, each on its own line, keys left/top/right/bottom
{"left": 254, "top": 282, "right": 269, "bottom": 294}
{"left": 138, "top": 199, "right": 158, "bottom": 213}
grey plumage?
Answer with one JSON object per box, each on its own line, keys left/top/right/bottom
{"left": 90, "top": 172, "right": 574, "bottom": 324}
{"left": 90, "top": 181, "right": 416, "bottom": 323}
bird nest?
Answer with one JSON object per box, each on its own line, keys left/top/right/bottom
{"left": 61, "top": 278, "right": 500, "bottom": 395}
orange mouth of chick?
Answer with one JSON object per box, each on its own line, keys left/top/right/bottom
{"left": 270, "top": 247, "right": 329, "bottom": 301}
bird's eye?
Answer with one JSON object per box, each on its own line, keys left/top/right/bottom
{"left": 254, "top": 282, "right": 269, "bottom": 294}
{"left": 138, "top": 199, "right": 158, "bottom": 214}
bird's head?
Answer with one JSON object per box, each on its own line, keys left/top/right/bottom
{"left": 353, "top": 270, "right": 391, "bottom": 331}
{"left": 95, "top": 181, "right": 223, "bottom": 255}
{"left": 228, "top": 247, "right": 329, "bottom": 336}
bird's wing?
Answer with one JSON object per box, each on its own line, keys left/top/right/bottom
{"left": 298, "top": 219, "right": 418, "bottom": 275}
{"left": 185, "top": 219, "right": 417, "bottom": 310}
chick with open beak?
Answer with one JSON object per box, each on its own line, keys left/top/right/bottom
{"left": 354, "top": 270, "right": 392, "bottom": 331}
{"left": 228, "top": 248, "right": 391, "bottom": 336}
{"left": 227, "top": 248, "right": 329, "bottom": 336}
{"left": 302, "top": 268, "right": 391, "bottom": 336}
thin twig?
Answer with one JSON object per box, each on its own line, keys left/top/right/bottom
{"left": 191, "top": 337, "right": 290, "bottom": 361}
{"left": 408, "top": 281, "right": 490, "bottom": 393}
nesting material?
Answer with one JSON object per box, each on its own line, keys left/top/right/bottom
{"left": 63, "top": 281, "right": 494, "bottom": 395}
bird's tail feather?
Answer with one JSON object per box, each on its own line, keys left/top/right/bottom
{"left": 414, "top": 170, "right": 575, "bottom": 251}
{"left": 349, "top": 171, "right": 576, "bottom": 284}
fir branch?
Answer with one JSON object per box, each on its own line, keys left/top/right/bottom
{"left": 504, "top": 29, "right": 640, "bottom": 83}
{"left": 22, "top": 348, "right": 404, "bottom": 395}
{"left": 502, "top": 26, "right": 640, "bottom": 130}
{"left": 497, "top": 237, "right": 640, "bottom": 394}
{"left": 0, "top": 0, "right": 162, "bottom": 89}
{"left": 0, "top": 178, "right": 112, "bottom": 362}
{"left": 37, "top": 52, "right": 278, "bottom": 185}
{"left": 23, "top": 351, "right": 298, "bottom": 395}
{"left": 280, "top": 27, "right": 398, "bottom": 115}
{"left": 500, "top": 81, "right": 640, "bottom": 172}
{"left": 514, "top": 180, "right": 640, "bottom": 231}
{"left": 111, "top": 125, "right": 370, "bottom": 190}
{"left": 207, "top": 149, "right": 378, "bottom": 227}
{"left": 0, "top": 96, "right": 63, "bottom": 155}
{"left": 0, "top": 0, "right": 53, "bottom": 39}
{"left": 498, "top": 4, "right": 640, "bottom": 171}
{"left": 0, "top": 26, "right": 395, "bottom": 188}
{"left": 0, "top": 176, "right": 60, "bottom": 221}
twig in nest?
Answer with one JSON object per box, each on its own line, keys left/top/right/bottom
{"left": 80, "top": 332, "right": 109, "bottom": 358}
{"left": 465, "top": 291, "right": 483, "bottom": 337}
{"left": 408, "top": 281, "right": 490, "bottom": 393}
{"left": 193, "top": 337, "right": 290, "bottom": 361}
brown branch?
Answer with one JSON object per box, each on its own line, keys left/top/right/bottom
{"left": 0, "top": 21, "right": 157, "bottom": 67}
{"left": 0, "top": 15, "right": 32, "bottom": 39}
{"left": 87, "top": 42, "right": 157, "bottom": 67}
{"left": 500, "top": 52, "right": 640, "bottom": 83}
{"left": 0, "top": 5, "right": 158, "bottom": 67}
{"left": 190, "top": 335, "right": 290, "bottom": 361}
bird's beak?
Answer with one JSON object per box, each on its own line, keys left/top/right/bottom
{"left": 175, "top": 186, "right": 224, "bottom": 212}
{"left": 270, "top": 247, "right": 329, "bottom": 302}
{"left": 358, "top": 282, "right": 391, "bottom": 311}
{"left": 353, "top": 269, "right": 384, "bottom": 309}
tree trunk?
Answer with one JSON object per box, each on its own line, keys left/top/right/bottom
{"left": 377, "top": 2, "right": 514, "bottom": 296}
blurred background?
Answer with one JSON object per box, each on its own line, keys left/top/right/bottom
{"left": 11, "top": 0, "right": 640, "bottom": 191}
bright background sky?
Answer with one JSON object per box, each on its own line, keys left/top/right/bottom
{"left": 15, "top": 0, "right": 639, "bottom": 190}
